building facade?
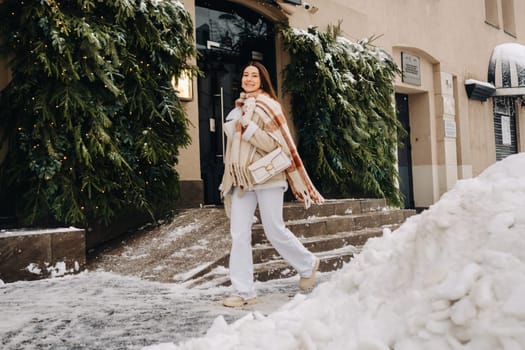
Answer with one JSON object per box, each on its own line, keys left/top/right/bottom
{"left": 174, "top": 0, "right": 525, "bottom": 209}
{"left": 1, "top": 0, "right": 524, "bottom": 211}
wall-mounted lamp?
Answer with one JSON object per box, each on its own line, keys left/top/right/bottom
{"left": 465, "top": 79, "right": 495, "bottom": 102}
{"left": 171, "top": 70, "right": 193, "bottom": 101}
{"left": 276, "top": 0, "right": 318, "bottom": 15}
{"left": 303, "top": 2, "right": 319, "bottom": 14}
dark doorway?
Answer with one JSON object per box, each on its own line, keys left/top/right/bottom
{"left": 196, "top": 1, "right": 276, "bottom": 204}
{"left": 395, "top": 93, "right": 415, "bottom": 209}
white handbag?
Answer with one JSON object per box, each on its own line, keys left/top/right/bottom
{"left": 248, "top": 147, "right": 292, "bottom": 184}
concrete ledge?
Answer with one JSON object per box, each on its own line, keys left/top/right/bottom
{"left": 0, "top": 227, "right": 85, "bottom": 283}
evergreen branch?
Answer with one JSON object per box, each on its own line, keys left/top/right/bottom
{"left": 0, "top": 0, "right": 197, "bottom": 227}
{"left": 281, "top": 23, "right": 405, "bottom": 206}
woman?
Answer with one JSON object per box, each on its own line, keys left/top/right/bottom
{"left": 220, "top": 61, "right": 324, "bottom": 307}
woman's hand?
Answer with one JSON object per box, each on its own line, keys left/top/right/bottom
{"left": 240, "top": 97, "right": 256, "bottom": 127}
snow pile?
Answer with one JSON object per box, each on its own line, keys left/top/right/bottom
{"left": 145, "top": 153, "right": 525, "bottom": 350}
{"left": 26, "top": 262, "right": 43, "bottom": 275}
{"left": 25, "top": 260, "right": 81, "bottom": 278}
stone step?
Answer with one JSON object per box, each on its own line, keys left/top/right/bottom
{"left": 270, "top": 198, "right": 387, "bottom": 222}
{"left": 186, "top": 226, "right": 389, "bottom": 288}
{"left": 188, "top": 246, "right": 362, "bottom": 288}
{"left": 186, "top": 270, "right": 231, "bottom": 289}
{"left": 182, "top": 199, "right": 416, "bottom": 288}
{"left": 180, "top": 255, "right": 229, "bottom": 284}
{"left": 182, "top": 226, "right": 385, "bottom": 285}
{"left": 253, "top": 247, "right": 359, "bottom": 282}
{"left": 252, "top": 208, "right": 413, "bottom": 244}
{"left": 252, "top": 227, "right": 386, "bottom": 265}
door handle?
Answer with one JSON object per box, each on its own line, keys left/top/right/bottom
{"left": 220, "top": 87, "right": 225, "bottom": 163}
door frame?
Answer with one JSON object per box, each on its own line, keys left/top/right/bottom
{"left": 195, "top": 0, "right": 278, "bottom": 204}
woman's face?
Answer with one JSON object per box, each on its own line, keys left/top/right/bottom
{"left": 242, "top": 65, "right": 262, "bottom": 93}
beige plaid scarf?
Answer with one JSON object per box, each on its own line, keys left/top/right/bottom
{"left": 223, "top": 92, "right": 324, "bottom": 209}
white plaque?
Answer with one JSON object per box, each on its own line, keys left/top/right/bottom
{"left": 402, "top": 52, "right": 421, "bottom": 86}
{"left": 444, "top": 120, "right": 456, "bottom": 138}
{"left": 501, "top": 115, "right": 511, "bottom": 145}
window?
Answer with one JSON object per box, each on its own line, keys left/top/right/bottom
{"left": 501, "top": 0, "right": 516, "bottom": 36}
{"left": 485, "top": 0, "right": 499, "bottom": 27}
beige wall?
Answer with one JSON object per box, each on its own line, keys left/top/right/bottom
{"left": 176, "top": 97, "right": 201, "bottom": 181}
{"left": 519, "top": 102, "right": 525, "bottom": 152}
{"left": 468, "top": 99, "right": 497, "bottom": 175}
{"left": 176, "top": 0, "right": 201, "bottom": 182}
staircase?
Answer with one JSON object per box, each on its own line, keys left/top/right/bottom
{"left": 186, "top": 198, "right": 415, "bottom": 288}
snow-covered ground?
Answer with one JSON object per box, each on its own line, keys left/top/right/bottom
{"left": 0, "top": 270, "right": 332, "bottom": 349}
{"left": 2, "top": 153, "right": 525, "bottom": 350}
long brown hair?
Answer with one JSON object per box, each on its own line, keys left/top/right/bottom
{"left": 241, "top": 61, "right": 278, "bottom": 100}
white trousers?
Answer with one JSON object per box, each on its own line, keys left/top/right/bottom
{"left": 229, "top": 186, "right": 316, "bottom": 299}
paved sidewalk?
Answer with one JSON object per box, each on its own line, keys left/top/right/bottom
{"left": 0, "top": 270, "right": 333, "bottom": 350}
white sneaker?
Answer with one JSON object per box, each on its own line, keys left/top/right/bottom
{"left": 222, "top": 295, "right": 257, "bottom": 308}
{"left": 299, "top": 258, "right": 320, "bottom": 291}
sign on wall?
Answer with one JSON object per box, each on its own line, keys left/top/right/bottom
{"left": 444, "top": 119, "right": 457, "bottom": 139}
{"left": 501, "top": 115, "right": 511, "bottom": 145}
{"left": 401, "top": 52, "right": 421, "bottom": 86}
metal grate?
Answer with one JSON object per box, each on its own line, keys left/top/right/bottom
{"left": 493, "top": 96, "right": 518, "bottom": 161}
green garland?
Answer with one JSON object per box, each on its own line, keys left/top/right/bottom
{"left": 0, "top": 0, "right": 196, "bottom": 227}
{"left": 281, "top": 24, "right": 405, "bottom": 206}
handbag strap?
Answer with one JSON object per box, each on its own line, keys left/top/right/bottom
{"left": 249, "top": 131, "right": 286, "bottom": 165}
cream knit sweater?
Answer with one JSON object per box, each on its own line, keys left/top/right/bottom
{"left": 221, "top": 105, "right": 287, "bottom": 196}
